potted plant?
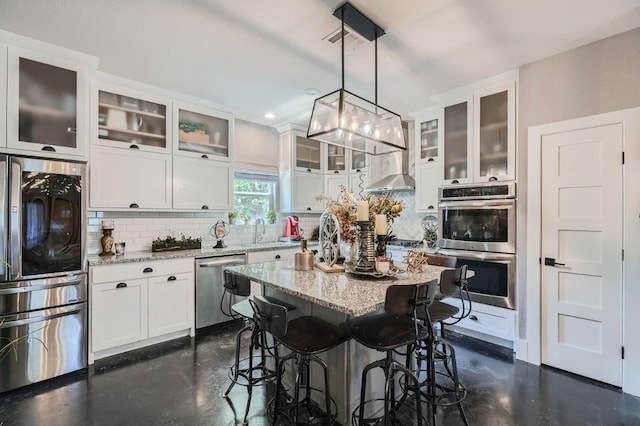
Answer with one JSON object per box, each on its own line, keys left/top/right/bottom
{"left": 266, "top": 210, "right": 277, "bottom": 224}
{"left": 228, "top": 210, "right": 238, "bottom": 225}
{"left": 241, "top": 213, "right": 250, "bottom": 225}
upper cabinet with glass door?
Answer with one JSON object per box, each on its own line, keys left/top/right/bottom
{"left": 473, "top": 81, "right": 516, "bottom": 182}
{"left": 439, "top": 78, "right": 516, "bottom": 184}
{"left": 173, "top": 102, "right": 233, "bottom": 161}
{"left": 94, "top": 83, "right": 170, "bottom": 154}
{"left": 325, "top": 144, "right": 347, "bottom": 174}
{"left": 294, "top": 135, "right": 323, "bottom": 173}
{"left": 6, "top": 47, "right": 89, "bottom": 158}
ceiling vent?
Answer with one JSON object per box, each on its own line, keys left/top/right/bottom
{"left": 322, "top": 25, "right": 367, "bottom": 54}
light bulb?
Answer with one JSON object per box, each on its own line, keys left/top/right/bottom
{"left": 373, "top": 125, "right": 381, "bottom": 139}
{"left": 363, "top": 122, "right": 372, "bottom": 136}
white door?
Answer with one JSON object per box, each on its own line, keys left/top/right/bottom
{"left": 541, "top": 124, "right": 623, "bottom": 386}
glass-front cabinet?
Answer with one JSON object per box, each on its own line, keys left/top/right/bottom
{"left": 325, "top": 144, "right": 346, "bottom": 173}
{"left": 294, "top": 135, "right": 322, "bottom": 173}
{"left": 174, "top": 102, "right": 232, "bottom": 161}
{"left": 414, "top": 108, "right": 443, "bottom": 212}
{"left": 473, "top": 81, "right": 516, "bottom": 182}
{"left": 443, "top": 100, "right": 472, "bottom": 184}
{"left": 94, "top": 84, "right": 170, "bottom": 153}
{"left": 419, "top": 118, "right": 439, "bottom": 163}
{"left": 440, "top": 79, "right": 516, "bottom": 184}
{"left": 6, "top": 47, "right": 88, "bottom": 157}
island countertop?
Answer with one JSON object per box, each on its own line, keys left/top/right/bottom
{"left": 227, "top": 261, "right": 471, "bottom": 317}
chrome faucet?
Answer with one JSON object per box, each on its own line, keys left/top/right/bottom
{"left": 254, "top": 218, "right": 265, "bottom": 243}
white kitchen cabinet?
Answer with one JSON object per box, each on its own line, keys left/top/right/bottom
{"left": 445, "top": 298, "right": 515, "bottom": 348}
{"left": 90, "top": 145, "right": 172, "bottom": 210}
{"left": 91, "top": 278, "right": 148, "bottom": 352}
{"left": 148, "top": 272, "right": 193, "bottom": 338}
{"left": 279, "top": 126, "right": 325, "bottom": 213}
{"left": 173, "top": 102, "right": 233, "bottom": 161}
{"left": 292, "top": 171, "right": 324, "bottom": 212}
{"left": 415, "top": 164, "right": 440, "bottom": 212}
{"left": 439, "top": 79, "right": 516, "bottom": 184}
{"left": 325, "top": 172, "right": 349, "bottom": 202}
{"left": 6, "top": 46, "right": 89, "bottom": 158}
{"left": 172, "top": 156, "right": 233, "bottom": 211}
{"left": 92, "top": 82, "right": 171, "bottom": 154}
{"left": 89, "top": 258, "right": 194, "bottom": 362}
{"left": 325, "top": 144, "right": 347, "bottom": 173}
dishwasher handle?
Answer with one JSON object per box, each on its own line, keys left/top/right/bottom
{"left": 198, "top": 259, "right": 245, "bottom": 268}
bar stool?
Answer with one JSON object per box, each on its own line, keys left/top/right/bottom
{"left": 249, "top": 296, "right": 350, "bottom": 425}
{"left": 221, "top": 270, "right": 295, "bottom": 425}
{"left": 413, "top": 265, "right": 470, "bottom": 425}
{"left": 340, "top": 280, "right": 439, "bottom": 426}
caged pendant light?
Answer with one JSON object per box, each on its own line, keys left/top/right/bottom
{"left": 306, "top": 2, "right": 407, "bottom": 155}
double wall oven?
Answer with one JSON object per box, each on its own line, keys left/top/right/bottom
{"left": 0, "top": 155, "right": 87, "bottom": 393}
{"left": 438, "top": 182, "right": 516, "bottom": 309}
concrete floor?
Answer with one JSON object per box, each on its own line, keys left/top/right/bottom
{"left": 1, "top": 322, "right": 639, "bottom": 426}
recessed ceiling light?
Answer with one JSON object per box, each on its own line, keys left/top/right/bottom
{"left": 264, "top": 112, "right": 276, "bottom": 119}
{"left": 304, "top": 88, "right": 320, "bottom": 96}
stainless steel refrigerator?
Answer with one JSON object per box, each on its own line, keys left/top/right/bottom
{"left": 0, "top": 155, "right": 87, "bottom": 393}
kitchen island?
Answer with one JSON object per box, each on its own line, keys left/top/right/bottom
{"left": 227, "top": 260, "right": 468, "bottom": 424}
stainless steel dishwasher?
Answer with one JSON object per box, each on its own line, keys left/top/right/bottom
{"left": 195, "top": 254, "right": 247, "bottom": 329}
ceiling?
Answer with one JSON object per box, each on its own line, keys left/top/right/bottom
{"left": 1, "top": 0, "right": 640, "bottom": 129}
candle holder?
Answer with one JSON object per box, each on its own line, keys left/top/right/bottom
{"left": 100, "top": 224, "right": 115, "bottom": 256}
{"left": 376, "top": 234, "right": 388, "bottom": 259}
{"left": 355, "top": 221, "right": 375, "bottom": 272}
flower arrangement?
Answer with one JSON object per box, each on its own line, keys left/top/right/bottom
{"left": 319, "top": 186, "right": 404, "bottom": 243}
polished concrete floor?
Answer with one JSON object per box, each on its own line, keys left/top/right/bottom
{"left": 1, "top": 322, "right": 639, "bottom": 426}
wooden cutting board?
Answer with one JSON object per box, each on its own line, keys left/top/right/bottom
{"left": 315, "top": 262, "right": 345, "bottom": 273}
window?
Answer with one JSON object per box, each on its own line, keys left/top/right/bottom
{"left": 233, "top": 173, "right": 278, "bottom": 221}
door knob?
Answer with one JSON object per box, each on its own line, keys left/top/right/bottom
{"left": 544, "top": 257, "right": 566, "bottom": 267}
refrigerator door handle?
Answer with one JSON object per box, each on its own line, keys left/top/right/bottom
{"left": 0, "top": 155, "right": 6, "bottom": 281}
{"left": 9, "top": 158, "right": 21, "bottom": 281}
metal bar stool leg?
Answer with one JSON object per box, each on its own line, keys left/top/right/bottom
{"left": 224, "top": 323, "right": 252, "bottom": 397}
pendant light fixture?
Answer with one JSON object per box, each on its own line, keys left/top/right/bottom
{"left": 306, "top": 2, "right": 406, "bottom": 155}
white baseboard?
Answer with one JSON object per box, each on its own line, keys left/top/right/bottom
{"left": 515, "top": 339, "right": 528, "bottom": 361}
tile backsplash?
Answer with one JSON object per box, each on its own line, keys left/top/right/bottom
{"left": 87, "top": 193, "right": 433, "bottom": 254}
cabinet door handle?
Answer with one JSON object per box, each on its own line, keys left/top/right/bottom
{"left": 201, "top": 154, "right": 209, "bottom": 159}
{"left": 356, "top": 168, "right": 361, "bottom": 173}
{"left": 488, "top": 176, "right": 498, "bottom": 182}
{"left": 129, "top": 144, "right": 140, "bottom": 150}
{"left": 116, "top": 282, "right": 127, "bottom": 289}
{"left": 306, "top": 168, "right": 312, "bottom": 172}
{"left": 201, "top": 205, "right": 209, "bottom": 210}
{"left": 167, "top": 275, "right": 177, "bottom": 281}
{"left": 67, "top": 127, "right": 77, "bottom": 134}
{"left": 334, "top": 170, "right": 339, "bottom": 174}
{"left": 143, "top": 267, "right": 154, "bottom": 273}
{"left": 428, "top": 205, "right": 434, "bottom": 210}
{"left": 469, "top": 315, "right": 478, "bottom": 321}
{"left": 427, "top": 158, "right": 434, "bottom": 162}
{"left": 41, "top": 146, "right": 56, "bottom": 152}
{"left": 129, "top": 203, "right": 139, "bottom": 208}
{"left": 451, "top": 179, "right": 459, "bottom": 184}
{"left": 275, "top": 255, "right": 281, "bottom": 259}
{"left": 306, "top": 207, "right": 311, "bottom": 211}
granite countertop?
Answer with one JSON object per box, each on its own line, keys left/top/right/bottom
{"left": 227, "top": 261, "right": 470, "bottom": 317}
{"left": 88, "top": 241, "right": 316, "bottom": 266}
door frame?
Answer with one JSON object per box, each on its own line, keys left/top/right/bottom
{"left": 525, "top": 107, "right": 640, "bottom": 397}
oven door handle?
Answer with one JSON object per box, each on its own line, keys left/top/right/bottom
{"left": 436, "top": 249, "right": 515, "bottom": 262}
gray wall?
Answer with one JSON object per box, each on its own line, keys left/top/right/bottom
{"left": 517, "top": 27, "right": 640, "bottom": 337}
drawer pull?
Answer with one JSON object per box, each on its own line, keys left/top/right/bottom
{"left": 427, "top": 157, "right": 434, "bottom": 162}
{"left": 41, "top": 146, "right": 56, "bottom": 152}
{"left": 275, "top": 255, "right": 281, "bottom": 259}
{"left": 129, "top": 144, "right": 140, "bottom": 150}
{"left": 201, "top": 205, "right": 209, "bottom": 210}
{"left": 116, "top": 282, "right": 127, "bottom": 289}
{"left": 428, "top": 205, "right": 434, "bottom": 210}
{"left": 167, "top": 275, "right": 177, "bottom": 281}
{"left": 129, "top": 203, "right": 139, "bottom": 208}
{"left": 201, "top": 154, "right": 209, "bottom": 159}
{"left": 469, "top": 315, "right": 478, "bottom": 321}
{"left": 143, "top": 267, "right": 153, "bottom": 273}
{"left": 451, "top": 179, "right": 459, "bottom": 184}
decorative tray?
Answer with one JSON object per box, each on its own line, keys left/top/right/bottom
{"left": 344, "top": 263, "right": 406, "bottom": 279}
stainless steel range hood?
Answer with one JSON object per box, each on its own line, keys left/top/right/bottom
{"left": 365, "top": 122, "right": 415, "bottom": 192}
